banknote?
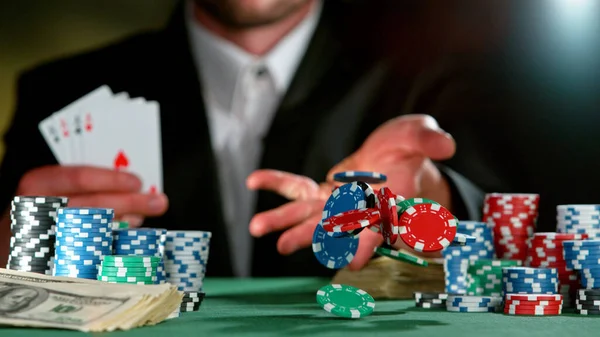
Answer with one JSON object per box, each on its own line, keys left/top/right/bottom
{"left": 0, "top": 268, "right": 182, "bottom": 332}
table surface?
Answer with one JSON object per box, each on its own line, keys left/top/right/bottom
{"left": 1, "top": 277, "right": 599, "bottom": 337}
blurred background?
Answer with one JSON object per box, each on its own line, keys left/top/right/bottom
{"left": 0, "top": 0, "right": 177, "bottom": 157}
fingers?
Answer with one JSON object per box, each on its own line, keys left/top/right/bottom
{"left": 246, "top": 169, "right": 321, "bottom": 200}
{"left": 249, "top": 199, "right": 325, "bottom": 237}
{"left": 67, "top": 192, "right": 169, "bottom": 218}
{"left": 347, "top": 230, "right": 384, "bottom": 271}
{"left": 19, "top": 165, "right": 142, "bottom": 195}
{"left": 276, "top": 214, "right": 322, "bottom": 255}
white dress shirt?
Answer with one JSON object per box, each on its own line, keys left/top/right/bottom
{"left": 186, "top": 1, "right": 323, "bottom": 277}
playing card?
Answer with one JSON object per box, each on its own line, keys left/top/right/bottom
{"left": 82, "top": 97, "right": 163, "bottom": 193}
{"left": 38, "top": 113, "right": 67, "bottom": 163}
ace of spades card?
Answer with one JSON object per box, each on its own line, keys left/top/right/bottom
{"left": 80, "top": 96, "right": 163, "bottom": 194}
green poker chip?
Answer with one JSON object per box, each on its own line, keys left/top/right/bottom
{"left": 373, "top": 247, "right": 428, "bottom": 267}
{"left": 97, "top": 265, "right": 156, "bottom": 273}
{"left": 316, "top": 284, "right": 375, "bottom": 319}
{"left": 98, "top": 275, "right": 156, "bottom": 284}
{"left": 396, "top": 198, "right": 440, "bottom": 214}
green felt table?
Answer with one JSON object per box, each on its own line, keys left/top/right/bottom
{"left": 2, "top": 278, "right": 599, "bottom": 337}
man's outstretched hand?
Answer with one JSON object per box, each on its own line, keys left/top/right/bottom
{"left": 246, "top": 114, "right": 456, "bottom": 270}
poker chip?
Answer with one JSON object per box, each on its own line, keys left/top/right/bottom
{"left": 178, "top": 291, "right": 205, "bottom": 312}
{"left": 450, "top": 233, "right": 476, "bottom": 246}
{"left": 413, "top": 292, "right": 447, "bottom": 309}
{"left": 7, "top": 196, "right": 68, "bottom": 275}
{"left": 352, "top": 181, "right": 377, "bottom": 236}
{"left": 322, "top": 182, "right": 367, "bottom": 238}
{"left": 373, "top": 246, "right": 428, "bottom": 266}
{"left": 316, "top": 284, "right": 375, "bottom": 318}
{"left": 98, "top": 255, "right": 159, "bottom": 285}
{"left": 112, "top": 221, "right": 130, "bottom": 229}
{"left": 502, "top": 293, "right": 563, "bottom": 316}
{"left": 332, "top": 171, "right": 387, "bottom": 184}
{"left": 376, "top": 187, "right": 399, "bottom": 245}
{"left": 502, "top": 267, "right": 558, "bottom": 294}
{"left": 53, "top": 207, "right": 114, "bottom": 279}
{"left": 163, "top": 231, "right": 211, "bottom": 292}
{"left": 112, "top": 227, "right": 167, "bottom": 284}
{"left": 484, "top": 193, "right": 539, "bottom": 263}
{"left": 398, "top": 203, "right": 457, "bottom": 252}
{"left": 396, "top": 198, "right": 440, "bottom": 214}
{"left": 466, "top": 259, "right": 521, "bottom": 297}
{"left": 312, "top": 221, "right": 358, "bottom": 269}
{"left": 322, "top": 208, "right": 380, "bottom": 234}
{"left": 446, "top": 295, "right": 502, "bottom": 313}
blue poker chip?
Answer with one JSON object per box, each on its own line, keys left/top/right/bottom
{"left": 311, "top": 221, "right": 358, "bottom": 269}
{"left": 322, "top": 182, "right": 367, "bottom": 238}
{"left": 450, "top": 233, "right": 476, "bottom": 246}
{"left": 332, "top": 171, "right": 387, "bottom": 184}
{"left": 58, "top": 207, "right": 114, "bottom": 215}
{"left": 113, "top": 228, "right": 167, "bottom": 237}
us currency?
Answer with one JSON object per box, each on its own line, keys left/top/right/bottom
{"left": 0, "top": 268, "right": 182, "bottom": 332}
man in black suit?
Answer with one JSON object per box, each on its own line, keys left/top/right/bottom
{"left": 0, "top": 0, "right": 497, "bottom": 276}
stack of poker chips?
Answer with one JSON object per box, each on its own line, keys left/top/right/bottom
{"left": 501, "top": 267, "right": 560, "bottom": 315}
{"left": 443, "top": 221, "right": 495, "bottom": 294}
{"left": 97, "top": 255, "right": 159, "bottom": 285}
{"left": 556, "top": 205, "right": 600, "bottom": 239}
{"left": 164, "top": 231, "right": 211, "bottom": 290}
{"left": 179, "top": 291, "right": 205, "bottom": 313}
{"left": 413, "top": 292, "right": 447, "bottom": 309}
{"left": 53, "top": 208, "right": 114, "bottom": 279}
{"left": 8, "top": 196, "right": 68, "bottom": 274}
{"left": 483, "top": 193, "right": 540, "bottom": 263}
{"left": 445, "top": 294, "right": 502, "bottom": 313}
{"left": 466, "top": 259, "right": 521, "bottom": 296}
{"left": 112, "top": 228, "right": 167, "bottom": 284}
{"left": 525, "top": 233, "right": 586, "bottom": 307}
{"left": 563, "top": 240, "right": 600, "bottom": 290}
{"left": 576, "top": 289, "right": 600, "bottom": 315}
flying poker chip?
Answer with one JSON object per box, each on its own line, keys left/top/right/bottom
{"left": 376, "top": 187, "right": 399, "bottom": 245}
{"left": 322, "top": 208, "right": 380, "bottom": 233}
{"left": 399, "top": 203, "right": 457, "bottom": 252}
{"left": 322, "top": 182, "right": 367, "bottom": 238}
{"left": 312, "top": 222, "right": 358, "bottom": 269}
{"left": 316, "top": 284, "right": 375, "bottom": 319}
{"left": 332, "top": 171, "right": 387, "bottom": 184}
{"left": 373, "top": 246, "right": 428, "bottom": 266}
{"left": 396, "top": 198, "right": 440, "bottom": 214}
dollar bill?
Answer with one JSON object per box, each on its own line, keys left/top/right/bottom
{"left": 0, "top": 268, "right": 182, "bottom": 332}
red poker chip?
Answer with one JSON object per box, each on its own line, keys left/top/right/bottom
{"left": 504, "top": 299, "right": 563, "bottom": 307}
{"left": 376, "top": 187, "right": 398, "bottom": 245}
{"left": 504, "top": 308, "right": 561, "bottom": 315}
{"left": 322, "top": 208, "right": 381, "bottom": 233}
{"left": 531, "top": 233, "right": 589, "bottom": 241}
{"left": 505, "top": 294, "right": 563, "bottom": 301}
{"left": 398, "top": 203, "right": 456, "bottom": 252}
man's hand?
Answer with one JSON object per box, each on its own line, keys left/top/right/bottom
{"left": 246, "top": 114, "right": 456, "bottom": 270}
{"left": 15, "top": 165, "right": 169, "bottom": 226}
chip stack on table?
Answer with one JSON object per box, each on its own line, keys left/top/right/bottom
{"left": 466, "top": 259, "right": 521, "bottom": 296}
{"left": 445, "top": 294, "right": 502, "bottom": 313}
{"left": 98, "top": 255, "right": 159, "bottom": 284}
{"left": 163, "top": 231, "right": 211, "bottom": 313}
{"left": 8, "top": 196, "right": 68, "bottom": 275}
{"left": 525, "top": 233, "right": 587, "bottom": 307}
{"left": 576, "top": 289, "right": 600, "bottom": 315}
{"left": 483, "top": 193, "right": 540, "bottom": 263}
{"left": 563, "top": 240, "right": 600, "bottom": 290}
{"left": 316, "top": 284, "right": 375, "bottom": 319}
{"left": 556, "top": 205, "right": 600, "bottom": 239}
{"left": 501, "top": 267, "right": 561, "bottom": 315}
{"left": 413, "top": 292, "right": 448, "bottom": 309}
{"left": 112, "top": 228, "right": 167, "bottom": 284}
{"left": 54, "top": 208, "right": 114, "bottom": 279}
{"left": 442, "top": 221, "right": 495, "bottom": 295}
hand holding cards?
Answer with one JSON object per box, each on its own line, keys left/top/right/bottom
{"left": 38, "top": 85, "right": 163, "bottom": 194}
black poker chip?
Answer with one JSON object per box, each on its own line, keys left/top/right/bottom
{"left": 13, "top": 195, "right": 69, "bottom": 204}
{"left": 11, "top": 204, "right": 61, "bottom": 211}
{"left": 575, "top": 308, "right": 600, "bottom": 315}
{"left": 181, "top": 297, "right": 201, "bottom": 303}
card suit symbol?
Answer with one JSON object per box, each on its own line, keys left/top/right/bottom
{"left": 85, "top": 113, "right": 93, "bottom": 132}
{"left": 149, "top": 186, "right": 157, "bottom": 194}
{"left": 113, "top": 150, "right": 129, "bottom": 170}
{"left": 74, "top": 116, "right": 82, "bottom": 134}
{"left": 60, "top": 119, "right": 69, "bottom": 137}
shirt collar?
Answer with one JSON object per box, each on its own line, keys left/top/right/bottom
{"left": 186, "top": 0, "right": 322, "bottom": 111}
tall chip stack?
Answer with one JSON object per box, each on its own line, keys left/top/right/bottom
{"left": 501, "top": 266, "right": 561, "bottom": 315}
{"left": 112, "top": 228, "right": 167, "bottom": 284}
{"left": 53, "top": 208, "right": 114, "bottom": 279}
{"left": 483, "top": 193, "right": 540, "bottom": 263}
{"left": 442, "top": 221, "right": 495, "bottom": 295}
{"left": 562, "top": 239, "right": 600, "bottom": 315}
{"left": 525, "top": 233, "right": 587, "bottom": 307}
{"left": 8, "top": 196, "right": 68, "bottom": 275}
{"left": 164, "top": 231, "right": 211, "bottom": 313}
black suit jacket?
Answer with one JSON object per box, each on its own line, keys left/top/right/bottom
{"left": 0, "top": 0, "right": 507, "bottom": 276}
